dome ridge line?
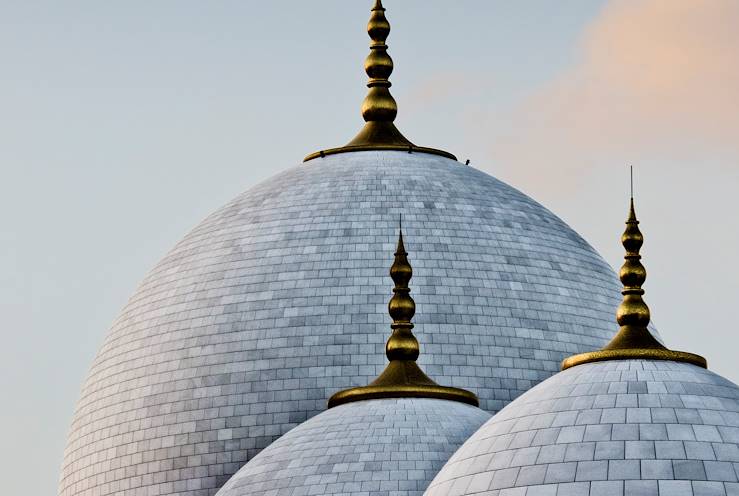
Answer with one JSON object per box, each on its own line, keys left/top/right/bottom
{"left": 304, "top": 1, "right": 456, "bottom": 162}
{"left": 328, "top": 221, "right": 478, "bottom": 408}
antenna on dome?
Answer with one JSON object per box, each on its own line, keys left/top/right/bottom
{"left": 630, "top": 165, "right": 634, "bottom": 200}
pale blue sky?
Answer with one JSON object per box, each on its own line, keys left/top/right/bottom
{"left": 2, "top": 1, "right": 738, "bottom": 495}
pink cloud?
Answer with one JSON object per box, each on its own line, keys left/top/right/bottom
{"left": 490, "top": 0, "right": 739, "bottom": 187}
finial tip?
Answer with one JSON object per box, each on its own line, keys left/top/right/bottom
{"left": 628, "top": 197, "right": 637, "bottom": 223}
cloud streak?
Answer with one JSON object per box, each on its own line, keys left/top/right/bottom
{"left": 490, "top": 0, "right": 739, "bottom": 188}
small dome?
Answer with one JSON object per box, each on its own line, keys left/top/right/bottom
{"left": 215, "top": 398, "right": 490, "bottom": 496}
{"left": 426, "top": 360, "right": 739, "bottom": 496}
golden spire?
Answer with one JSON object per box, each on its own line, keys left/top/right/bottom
{"left": 328, "top": 223, "right": 478, "bottom": 408}
{"left": 362, "top": 0, "right": 399, "bottom": 126}
{"left": 385, "top": 227, "right": 420, "bottom": 362}
{"left": 562, "top": 190, "right": 706, "bottom": 370}
{"left": 304, "top": 1, "right": 456, "bottom": 162}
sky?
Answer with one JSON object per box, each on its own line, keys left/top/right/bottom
{"left": 1, "top": 1, "right": 738, "bottom": 495}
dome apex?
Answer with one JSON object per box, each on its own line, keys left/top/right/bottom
{"left": 562, "top": 194, "right": 705, "bottom": 370}
{"left": 304, "top": 1, "right": 455, "bottom": 162}
{"left": 328, "top": 225, "right": 478, "bottom": 408}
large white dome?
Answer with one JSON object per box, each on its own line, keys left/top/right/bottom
{"left": 60, "top": 151, "right": 650, "bottom": 496}
{"left": 215, "top": 398, "right": 489, "bottom": 496}
{"left": 426, "top": 359, "right": 739, "bottom": 496}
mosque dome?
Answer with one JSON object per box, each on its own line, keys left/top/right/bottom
{"left": 58, "top": 3, "right": 658, "bottom": 496}
{"left": 426, "top": 197, "right": 737, "bottom": 496}
{"left": 426, "top": 360, "right": 739, "bottom": 496}
{"left": 215, "top": 398, "right": 489, "bottom": 496}
{"left": 58, "top": 150, "right": 639, "bottom": 496}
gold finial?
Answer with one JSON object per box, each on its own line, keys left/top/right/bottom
{"left": 328, "top": 223, "right": 478, "bottom": 408}
{"left": 304, "top": 1, "right": 456, "bottom": 162}
{"left": 385, "top": 224, "right": 420, "bottom": 362}
{"left": 562, "top": 178, "right": 706, "bottom": 370}
{"left": 362, "top": 0, "right": 397, "bottom": 124}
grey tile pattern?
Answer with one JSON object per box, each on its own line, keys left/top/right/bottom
{"left": 59, "top": 151, "right": 649, "bottom": 496}
{"left": 213, "top": 398, "right": 490, "bottom": 496}
{"left": 425, "top": 360, "right": 739, "bottom": 496}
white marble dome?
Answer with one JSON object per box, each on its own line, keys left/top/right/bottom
{"left": 426, "top": 359, "right": 739, "bottom": 496}
{"left": 214, "top": 398, "right": 489, "bottom": 496}
{"left": 60, "top": 150, "right": 651, "bottom": 496}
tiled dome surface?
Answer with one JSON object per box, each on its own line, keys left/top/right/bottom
{"left": 215, "top": 398, "right": 490, "bottom": 496}
{"left": 60, "top": 151, "right": 644, "bottom": 496}
{"left": 426, "top": 360, "right": 739, "bottom": 496}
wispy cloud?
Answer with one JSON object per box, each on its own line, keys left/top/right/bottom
{"left": 490, "top": 0, "right": 739, "bottom": 189}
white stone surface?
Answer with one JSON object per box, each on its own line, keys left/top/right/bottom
{"left": 426, "top": 360, "right": 739, "bottom": 496}
{"left": 214, "top": 398, "right": 490, "bottom": 496}
{"left": 60, "top": 151, "right": 651, "bottom": 496}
